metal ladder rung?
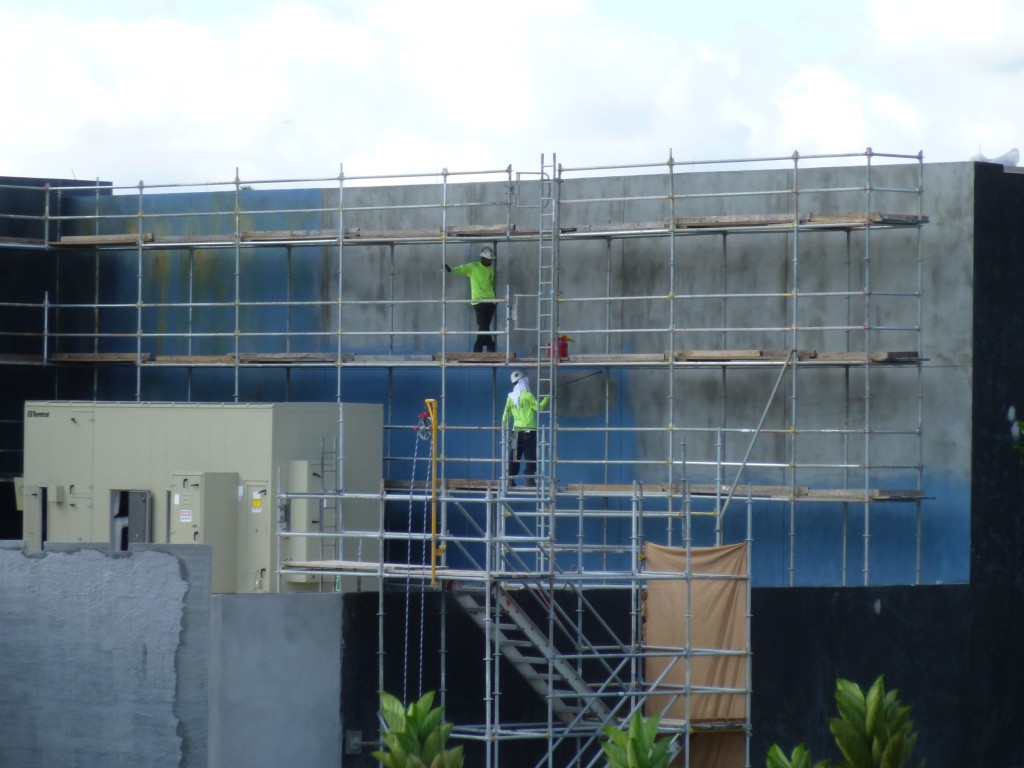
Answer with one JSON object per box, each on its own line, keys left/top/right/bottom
{"left": 511, "top": 655, "right": 552, "bottom": 666}
{"left": 519, "top": 669, "right": 561, "bottom": 682}
{"left": 498, "top": 638, "right": 536, "bottom": 649}
{"left": 548, "top": 692, "right": 589, "bottom": 704}
{"left": 493, "top": 621, "right": 524, "bottom": 632}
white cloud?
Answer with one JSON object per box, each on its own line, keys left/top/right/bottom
{"left": 0, "top": 0, "right": 1021, "bottom": 186}
{"left": 776, "top": 67, "right": 872, "bottom": 151}
{"left": 870, "top": 0, "right": 1024, "bottom": 49}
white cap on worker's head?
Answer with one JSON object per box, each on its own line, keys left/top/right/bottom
{"left": 510, "top": 370, "right": 524, "bottom": 383}
{"left": 480, "top": 246, "right": 494, "bottom": 261}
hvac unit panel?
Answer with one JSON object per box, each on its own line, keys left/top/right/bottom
{"left": 23, "top": 405, "right": 96, "bottom": 544}
{"left": 169, "top": 472, "right": 239, "bottom": 593}
{"left": 239, "top": 481, "right": 270, "bottom": 593}
{"left": 22, "top": 487, "right": 43, "bottom": 550}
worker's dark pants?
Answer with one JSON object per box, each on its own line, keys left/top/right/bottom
{"left": 508, "top": 429, "right": 537, "bottom": 480}
{"left": 472, "top": 302, "right": 496, "bottom": 353}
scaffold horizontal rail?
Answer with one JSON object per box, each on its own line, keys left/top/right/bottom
{"left": 376, "top": 479, "right": 925, "bottom": 503}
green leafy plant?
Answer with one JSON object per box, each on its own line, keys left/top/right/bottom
{"left": 766, "top": 743, "right": 828, "bottom": 768}
{"left": 600, "top": 711, "right": 673, "bottom": 768}
{"left": 829, "top": 676, "right": 922, "bottom": 768}
{"left": 371, "top": 690, "right": 464, "bottom": 768}
{"left": 766, "top": 675, "right": 923, "bottom": 768}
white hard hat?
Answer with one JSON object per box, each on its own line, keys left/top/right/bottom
{"left": 480, "top": 246, "right": 494, "bottom": 260}
{"left": 510, "top": 370, "right": 524, "bottom": 383}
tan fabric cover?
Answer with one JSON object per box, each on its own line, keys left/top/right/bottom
{"left": 683, "top": 732, "right": 748, "bottom": 768}
{"left": 643, "top": 542, "right": 748, "bottom": 724}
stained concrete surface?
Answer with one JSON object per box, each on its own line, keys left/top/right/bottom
{"left": 209, "top": 592, "right": 342, "bottom": 768}
{"left": 0, "top": 542, "right": 209, "bottom": 768}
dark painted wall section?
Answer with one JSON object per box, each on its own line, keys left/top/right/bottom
{"left": 750, "top": 585, "right": 972, "bottom": 768}
{"left": 0, "top": 176, "right": 106, "bottom": 240}
{"left": 971, "top": 163, "right": 1024, "bottom": 587}
{"left": 752, "top": 580, "right": 1024, "bottom": 768}
{"left": 964, "top": 162, "right": 1024, "bottom": 768}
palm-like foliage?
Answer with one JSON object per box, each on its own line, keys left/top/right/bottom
{"left": 766, "top": 675, "right": 923, "bottom": 768}
{"left": 828, "top": 676, "right": 923, "bottom": 768}
{"left": 600, "top": 711, "right": 673, "bottom": 768}
{"left": 371, "top": 691, "right": 464, "bottom": 768}
{"left": 766, "top": 743, "right": 828, "bottom": 768}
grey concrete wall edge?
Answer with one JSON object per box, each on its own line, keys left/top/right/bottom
{"left": 134, "top": 544, "right": 212, "bottom": 768}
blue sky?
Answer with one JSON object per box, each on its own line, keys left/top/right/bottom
{"left": 1, "top": 0, "right": 1020, "bottom": 187}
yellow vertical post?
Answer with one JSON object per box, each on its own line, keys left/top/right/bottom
{"left": 425, "top": 398, "right": 443, "bottom": 585}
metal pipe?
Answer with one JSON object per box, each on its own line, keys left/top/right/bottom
{"left": 426, "top": 398, "right": 442, "bottom": 584}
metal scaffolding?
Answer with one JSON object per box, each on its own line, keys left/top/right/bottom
{"left": 0, "top": 148, "right": 927, "bottom": 768}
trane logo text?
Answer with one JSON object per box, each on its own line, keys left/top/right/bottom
{"left": 26, "top": 410, "right": 50, "bottom": 418}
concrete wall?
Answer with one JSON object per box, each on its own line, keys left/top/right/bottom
{"left": 0, "top": 543, "right": 346, "bottom": 768}
{"left": 209, "top": 593, "right": 342, "bottom": 768}
{"left": 0, "top": 542, "right": 210, "bottom": 768}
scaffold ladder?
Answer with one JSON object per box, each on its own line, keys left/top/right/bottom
{"left": 318, "top": 436, "right": 339, "bottom": 563}
{"left": 535, "top": 154, "right": 558, "bottom": 495}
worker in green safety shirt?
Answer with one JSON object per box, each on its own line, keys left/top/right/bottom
{"left": 502, "top": 370, "right": 549, "bottom": 487}
{"left": 444, "top": 246, "right": 496, "bottom": 352}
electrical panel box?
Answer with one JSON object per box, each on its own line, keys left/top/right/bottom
{"left": 238, "top": 481, "right": 270, "bottom": 593}
{"left": 22, "top": 486, "right": 43, "bottom": 550}
{"left": 169, "top": 472, "right": 239, "bottom": 593}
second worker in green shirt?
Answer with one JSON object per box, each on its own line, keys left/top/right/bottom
{"left": 503, "top": 370, "right": 549, "bottom": 487}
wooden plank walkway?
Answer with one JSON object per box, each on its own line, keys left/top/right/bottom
{"left": 41, "top": 212, "right": 928, "bottom": 249}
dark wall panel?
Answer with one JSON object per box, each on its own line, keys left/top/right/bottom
{"left": 341, "top": 583, "right": 1024, "bottom": 768}
{"left": 971, "top": 163, "right": 1024, "bottom": 585}
{"left": 751, "top": 585, "right": 974, "bottom": 768}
